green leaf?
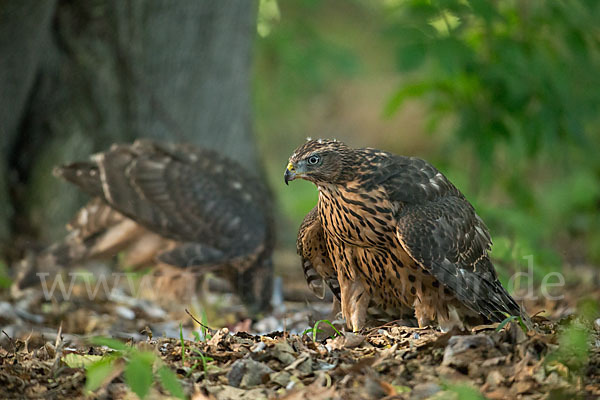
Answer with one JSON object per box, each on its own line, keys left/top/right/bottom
{"left": 559, "top": 325, "right": 590, "bottom": 364}
{"left": 157, "top": 365, "right": 186, "bottom": 400}
{"left": 124, "top": 351, "right": 155, "bottom": 399}
{"left": 90, "top": 337, "right": 129, "bottom": 352}
{"left": 495, "top": 315, "right": 518, "bottom": 332}
{"left": 201, "top": 309, "right": 212, "bottom": 341}
{"left": 63, "top": 353, "right": 104, "bottom": 368}
{"left": 406, "top": 2, "right": 438, "bottom": 21}
{"left": 468, "top": 0, "right": 498, "bottom": 22}
{"left": 192, "top": 331, "right": 202, "bottom": 342}
{"left": 547, "top": 320, "right": 591, "bottom": 374}
{"left": 430, "top": 38, "right": 468, "bottom": 76}
{"left": 394, "top": 385, "right": 412, "bottom": 393}
{"left": 191, "top": 349, "right": 213, "bottom": 372}
{"left": 396, "top": 41, "right": 427, "bottom": 72}
{"left": 577, "top": 298, "right": 599, "bottom": 321}
{"left": 384, "top": 82, "right": 435, "bottom": 117}
{"left": 85, "top": 357, "right": 116, "bottom": 393}
{"left": 446, "top": 383, "right": 486, "bottom": 399}
{"left": 312, "top": 320, "right": 343, "bottom": 342}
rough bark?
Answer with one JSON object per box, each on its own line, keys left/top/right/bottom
{"left": 0, "top": 1, "right": 259, "bottom": 259}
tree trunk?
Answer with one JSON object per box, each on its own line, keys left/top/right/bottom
{"left": 0, "top": 0, "right": 259, "bottom": 260}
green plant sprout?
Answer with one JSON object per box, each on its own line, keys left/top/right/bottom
{"left": 546, "top": 300, "right": 597, "bottom": 376}
{"left": 179, "top": 323, "right": 187, "bottom": 365}
{"left": 192, "top": 331, "right": 202, "bottom": 342}
{"left": 496, "top": 313, "right": 528, "bottom": 333}
{"left": 185, "top": 308, "right": 213, "bottom": 342}
{"left": 179, "top": 321, "right": 214, "bottom": 377}
{"left": 80, "top": 336, "right": 186, "bottom": 400}
{"left": 187, "top": 348, "right": 214, "bottom": 377}
{"left": 200, "top": 309, "right": 212, "bottom": 341}
{"left": 302, "top": 319, "right": 343, "bottom": 342}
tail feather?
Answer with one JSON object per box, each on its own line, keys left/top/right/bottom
{"left": 486, "top": 280, "right": 533, "bottom": 329}
{"left": 302, "top": 258, "right": 326, "bottom": 299}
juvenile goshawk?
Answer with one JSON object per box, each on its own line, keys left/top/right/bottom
{"left": 286, "top": 139, "right": 529, "bottom": 331}
{"left": 15, "top": 139, "right": 274, "bottom": 314}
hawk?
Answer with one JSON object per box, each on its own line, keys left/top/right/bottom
{"left": 286, "top": 139, "right": 529, "bottom": 331}
{"left": 15, "top": 139, "right": 274, "bottom": 314}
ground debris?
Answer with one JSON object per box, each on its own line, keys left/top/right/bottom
{"left": 441, "top": 334, "right": 496, "bottom": 368}
{"left": 227, "top": 358, "right": 274, "bottom": 388}
{"left": 1, "top": 264, "right": 599, "bottom": 399}
{"left": 1, "top": 315, "right": 598, "bottom": 399}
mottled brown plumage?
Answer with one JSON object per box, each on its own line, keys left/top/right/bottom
{"left": 297, "top": 206, "right": 414, "bottom": 324}
{"left": 296, "top": 206, "right": 340, "bottom": 301}
{"left": 286, "top": 139, "right": 529, "bottom": 331}
{"left": 16, "top": 139, "right": 274, "bottom": 313}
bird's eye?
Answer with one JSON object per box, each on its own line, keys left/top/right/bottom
{"left": 307, "top": 155, "right": 320, "bottom": 165}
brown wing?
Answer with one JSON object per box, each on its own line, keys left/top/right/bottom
{"left": 54, "top": 139, "right": 273, "bottom": 271}
{"left": 375, "top": 155, "right": 529, "bottom": 324}
{"left": 297, "top": 206, "right": 340, "bottom": 300}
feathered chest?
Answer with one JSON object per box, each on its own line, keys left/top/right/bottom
{"left": 317, "top": 183, "right": 398, "bottom": 248}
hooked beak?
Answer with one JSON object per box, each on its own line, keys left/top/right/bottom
{"left": 284, "top": 162, "right": 296, "bottom": 185}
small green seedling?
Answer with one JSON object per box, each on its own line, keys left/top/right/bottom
{"left": 78, "top": 336, "right": 186, "bottom": 400}
{"left": 179, "top": 322, "right": 214, "bottom": 377}
{"left": 200, "top": 309, "right": 212, "bottom": 341}
{"left": 185, "top": 308, "right": 213, "bottom": 342}
{"left": 496, "top": 313, "right": 528, "bottom": 333}
{"left": 187, "top": 348, "right": 214, "bottom": 377}
{"left": 179, "top": 323, "right": 187, "bottom": 365}
{"left": 302, "top": 319, "right": 343, "bottom": 342}
{"left": 192, "top": 331, "right": 202, "bottom": 342}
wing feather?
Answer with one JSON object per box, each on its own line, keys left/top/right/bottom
{"left": 375, "top": 155, "right": 529, "bottom": 324}
{"left": 56, "top": 140, "right": 272, "bottom": 267}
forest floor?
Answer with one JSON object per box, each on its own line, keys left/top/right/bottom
{"left": 0, "top": 261, "right": 599, "bottom": 400}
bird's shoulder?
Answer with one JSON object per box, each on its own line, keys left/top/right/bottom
{"left": 353, "top": 148, "right": 462, "bottom": 204}
{"left": 296, "top": 206, "right": 322, "bottom": 255}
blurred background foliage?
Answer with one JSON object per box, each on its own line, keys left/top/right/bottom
{"left": 254, "top": 0, "right": 600, "bottom": 283}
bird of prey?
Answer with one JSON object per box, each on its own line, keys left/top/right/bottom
{"left": 286, "top": 139, "right": 529, "bottom": 331}
{"left": 15, "top": 139, "right": 274, "bottom": 314}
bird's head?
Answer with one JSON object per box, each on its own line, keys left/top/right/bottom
{"left": 285, "top": 139, "right": 355, "bottom": 185}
